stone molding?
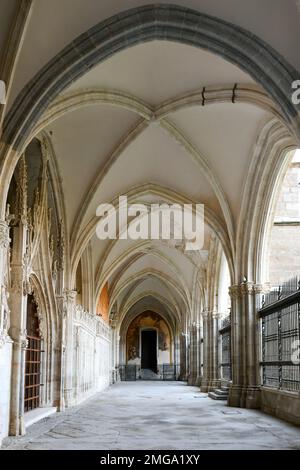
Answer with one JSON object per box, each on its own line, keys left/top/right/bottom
{"left": 74, "top": 304, "right": 110, "bottom": 341}
{"left": 3, "top": 3, "right": 299, "bottom": 151}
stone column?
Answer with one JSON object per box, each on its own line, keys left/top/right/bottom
{"left": 209, "top": 312, "right": 221, "bottom": 389}
{"left": 187, "top": 324, "right": 194, "bottom": 385}
{"left": 8, "top": 223, "right": 28, "bottom": 436}
{"left": 228, "top": 285, "right": 243, "bottom": 407}
{"left": 0, "top": 220, "right": 10, "bottom": 345}
{"left": 61, "top": 289, "right": 76, "bottom": 408}
{"left": 188, "top": 323, "right": 202, "bottom": 386}
{"left": 196, "top": 322, "right": 203, "bottom": 385}
{"left": 109, "top": 320, "right": 120, "bottom": 383}
{"left": 243, "top": 282, "right": 261, "bottom": 408}
{"left": 228, "top": 282, "right": 262, "bottom": 408}
{"left": 179, "top": 332, "right": 188, "bottom": 380}
{"left": 201, "top": 311, "right": 209, "bottom": 392}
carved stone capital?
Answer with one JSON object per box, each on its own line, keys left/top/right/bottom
{"left": 64, "top": 289, "right": 77, "bottom": 303}
{"left": 212, "top": 311, "right": 222, "bottom": 320}
{"left": 228, "top": 285, "right": 241, "bottom": 300}
{"left": 241, "top": 281, "right": 255, "bottom": 296}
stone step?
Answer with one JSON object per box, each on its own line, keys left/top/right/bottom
{"left": 140, "top": 368, "right": 160, "bottom": 380}
{"left": 208, "top": 391, "right": 228, "bottom": 401}
{"left": 212, "top": 391, "right": 228, "bottom": 399}
{"left": 214, "top": 388, "right": 228, "bottom": 396}
{"left": 221, "top": 386, "right": 230, "bottom": 391}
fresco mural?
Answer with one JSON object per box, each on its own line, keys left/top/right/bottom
{"left": 126, "top": 311, "right": 172, "bottom": 367}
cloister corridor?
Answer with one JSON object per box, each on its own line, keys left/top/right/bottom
{"left": 2, "top": 382, "right": 300, "bottom": 451}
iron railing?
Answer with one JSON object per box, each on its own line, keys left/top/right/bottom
{"left": 219, "top": 314, "right": 232, "bottom": 381}
{"left": 162, "top": 364, "right": 178, "bottom": 380}
{"left": 262, "top": 276, "right": 300, "bottom": 307}
{"left": 119, "top": 364, "right": 137, "bottom": 381}
{"left": 119, "top": 364, "right": 179, "bottom": 381}
{"left": 259, "top": 277, "right": 300, "bottom": 392}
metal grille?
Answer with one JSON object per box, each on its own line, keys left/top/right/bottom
{"left": 219, "top": 315, "right": 232, "bottom": 381}
{"left": 24, "top": 335, "right": 42, "bottom": 412}
{"left": 262, "top": 276, "right": 300, "bottom": 307}
{"left": 119, "top": 364, "right": 137, "bottom": 381}
{"left": 260, "top": 281, "right": 300, "bottom": 392}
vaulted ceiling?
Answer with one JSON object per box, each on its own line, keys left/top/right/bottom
{"left": 1, "top": 0, "right": 299, "bottom": 325}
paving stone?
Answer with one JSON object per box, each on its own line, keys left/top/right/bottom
{"left": 2, "top": 381, "right": 300, "bottom": 450}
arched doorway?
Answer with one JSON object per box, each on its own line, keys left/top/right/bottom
{"left": 126, "top": 311, "right": 172, "bottom": 379}
{"left": 24, "top": 294, "right": 42, "bottom": 412}
{"left": 141, "top": 328, "right": 157, "bottom": 373}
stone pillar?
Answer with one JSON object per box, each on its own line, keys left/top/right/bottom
{"left": 0, "top": 220, "right": 10, "bottom": 345}
{"left": 8, "top": 223, "right": 28, "bottom": 436}
{"left": 187, "top": 323, "right": 202, "bottom": 386}
{"left": 174, "top": 330, "right": 181, "bottom": 379}
{"left": 179, "top": 332, "right": 188, "bottom": 380}
{"left": 196, "top": 322, "right": 203, "bottom": 385}
{"left": 228, "top": 285, "right": 243, "bottom": 407}
{"left": 243, "top": 282, "right": 261, "bottom": 408}
{"left": 209, "top": 312, "right": 221, "bottom": 389}
{"left": 201, "top": 311, "right": 209, "bottom": 392}
{"left": 109, "top": 320, "right": 120, "bottom": 383}
{"left": 228, "top": 282, "right": 262, "bottom": 408}
{"left": 61, "top": 289, "right": 76, "bottom": 408}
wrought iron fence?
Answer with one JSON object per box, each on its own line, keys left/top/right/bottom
{"left": 119, "top": 364, "right": 179, "bottom": 381}
{"left": 259, "top": 277, "right": 300, "bottom": 392}
{"left": 219, "top": 314, "right": 232, "bottom": 381}
{"left": 119, "top": 364, "right": 137, "bottom": 381}
{"left": 262, "top": 276, "right": 300, "bottom": 307}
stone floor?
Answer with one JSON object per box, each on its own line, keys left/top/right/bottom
{"left": 2, "top": 381, "right": 300, "bottom": 450}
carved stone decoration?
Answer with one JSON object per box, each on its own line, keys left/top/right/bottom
{"left": 229, "top": 285, "right": 242, "bottom": 300}
{"left": 10, "top": 279, "right": 24, "bottom": 296}
{"left": 22, "top": 252, "right": 32, "bottom": 296}
{"left": 241, "top": 281, "right": 255, "bottom": 296}
{"left": 57, "top": 220, "right": 65, "bottom": 271}
{"left": 0, "top": 284, "right": 10, "bottom": 348}
{"left": 13, "top": 155, "right": 28, "bottom": 226}
{"left": 40, "top": 137, "right": 50, "bottom": 168}
{"left": 31, "top": 288, "right": 46, "bottom": 341}
{"left": 0, "top": 220, "right": 10, "bottom": 249}
{"left": 49, "top": 234, "right": 54, "bottom": 261}
{"left": 33, "top": 187, "right": 40, "bottom": 227}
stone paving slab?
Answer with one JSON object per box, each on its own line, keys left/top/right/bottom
{"left": 2, "top": 381, "right": 300, "bottom": 450}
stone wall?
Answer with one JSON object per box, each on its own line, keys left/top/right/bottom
{"left": 0, "top": 340, "right": 12, "bottom": 442}
{"left": 269, "top": 158, "right": 300, "bottom": 285}
{"left": 261, "top": 388, "right": 300, "bottom": 426}
{"left": 72, "top": 305, "right": 111, "bottom": 405}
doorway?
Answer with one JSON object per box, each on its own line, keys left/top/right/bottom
{"left": 141, "top": 329, "right": 157, "bottom": 372}
{"left": 24, "top": 295, "right": 42, "bottom": 412}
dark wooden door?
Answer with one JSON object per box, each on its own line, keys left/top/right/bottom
{"left": 141, "top": 330, "right": 157, "bottom": 372}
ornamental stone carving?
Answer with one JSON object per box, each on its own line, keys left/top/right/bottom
{"left": 0, "top": 221, "right": 10, "bottom": 249}
{"left": 228, "top": 285, "right": 241, "bottom": 300}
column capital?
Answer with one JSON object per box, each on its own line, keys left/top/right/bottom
{"left": 228, "top": 284, "right": 241, "bottom": 299}
{"left": 63, "top": 289, "right": 77, "bottom": 303}
{"left": 201, "top": 310, "right": 209, "bottom": 319}
{"left": 211, "top": 311, "right": 222, "bottom": 320}
{"left": 241, "top": 281, "right": 255, "bottom": 296}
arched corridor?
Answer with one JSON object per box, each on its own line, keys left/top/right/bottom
{"left": 2, "top": 382, "right": 300, "bottom": 450}
{"left": 0, "top": 1, "right": 300, "bottom": 452}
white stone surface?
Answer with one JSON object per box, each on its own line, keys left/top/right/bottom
{"left": 0, "top": 340, "right": 12, "bottom": 442}
{"left": 2, "top": 382, "right": 300, "bottom": 450}
{"left": 24, "top": 407, "right": 57, "bottom": 428}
